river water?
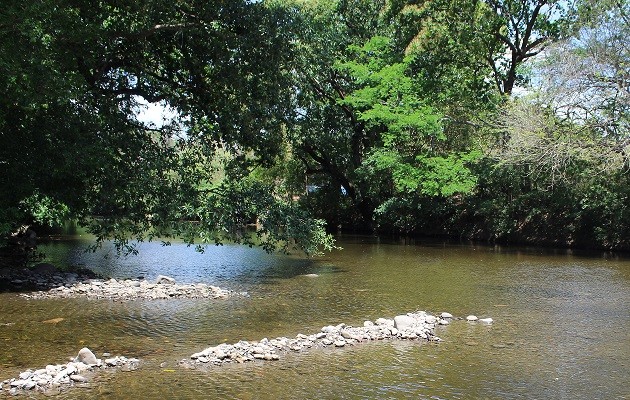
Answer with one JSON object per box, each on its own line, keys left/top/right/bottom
{"left": 1, "top": 235, "right": 629, "bottom": 399}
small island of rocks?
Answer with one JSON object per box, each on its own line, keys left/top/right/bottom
{"left": 181, "top": 311, "right": 472, "bottom": 369}
{"left": 1, "top": 264, "right": 239, "bottom": 301}
{"left": 0, "top": 347, "right": 139, "bottom": 396}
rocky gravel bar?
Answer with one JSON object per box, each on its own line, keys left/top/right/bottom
{"left": 1, "top": 264, "right": 239, "bottom": 300}
{"left": 0, "top": 348, "right": 139, "bottom": 395}
{"left": 21, "top": 275, "right": 236, "bottom": 300}
{"left": 181, "top": 311, "right": 478, "bottom": 369}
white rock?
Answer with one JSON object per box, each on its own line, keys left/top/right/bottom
{"left": 70, "top": 375, "right": 88, "bottom": 383}
{"left": 333, "top": 340, "right": 346, "bottom": 347}
{"left": 76, "top": 347, "right": 99, "bottom": 365}
{"left": 155, "top": 275, "right": 176, "bottom": 284}
{"left": 479, "top": 318, "right": 493, "bottom": 324}
{"left": 440, "top": 312, "right": 454, "bottom": 319}
{"left": 18, "top": 371, "right": 32, "bottom": 380}
{"left": 363, "top": 321, "right": 374, "bottom": 327}
{"left": 393, "top": 315, "right": 415, "bottom": 330}
{"left": 466, "top": 315, "right": 478, "bottom": 321}
{"left": 45, "top": 365, "right": 59, "bottom": 375}
{"left": 74, "top": 362, "right": 89, "bottom": 373}
{"left": 64, "top": 365, "right": 77, "bottom": 376}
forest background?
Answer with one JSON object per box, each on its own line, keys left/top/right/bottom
{"left": 1, "top": 0, "right": 628, "bottom": 258}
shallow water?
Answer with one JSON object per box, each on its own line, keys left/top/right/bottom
{"left": 1, "top": 236, "right": 629, "bottom": 399}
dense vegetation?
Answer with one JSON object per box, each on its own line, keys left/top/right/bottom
{"left": 1, "top": 0, "right": 628, "bottom": 259}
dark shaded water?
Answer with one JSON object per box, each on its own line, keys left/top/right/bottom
{"left": 1, "top": 236, "right": 629, "bottom": 399}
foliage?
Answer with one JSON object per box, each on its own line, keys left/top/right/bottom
{"left": 1, "top": 0, "right": 628, "bottom": 256}
{"left": 0, "top": 0, "right": 334, "bottom": 256}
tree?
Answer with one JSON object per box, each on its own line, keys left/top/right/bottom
{"left": 285, "top": 0, "right": 481, "bottom": 230}
{"left": 0, "top": 0, "right": 334, "bottom": 258}
{"left": 481, "top": 0, "right": 574, "bottom": 95}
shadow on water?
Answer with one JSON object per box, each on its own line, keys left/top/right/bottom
{"left": 339, "top": 233, "right": 630, "bottom": 261}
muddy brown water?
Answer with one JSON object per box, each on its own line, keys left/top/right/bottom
{"left": 1, "top": 236, "right": 629, "bottom": 399}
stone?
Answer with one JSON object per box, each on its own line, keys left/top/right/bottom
{"left": 333, "top": 340, "right": 346, "bottom": 347}
{"left": 479, "top": 318, "right": 493, "bottom": 324}
{"left": 70, "top": 375, "right": 88, "bottom": 383}
{"left": 76, "top": 347, "right": 99, "bottom": 365}
{"left": 45, "top": 365, "right": 59, "bottom": 375}
{"left": 440, "top": 312, "right": 454, "bottom": 319}
{"left": 155, "top": 275, "right": 176, "bottom": 284}
{"left": 363, "top": 321, "right": 374, "bottom": 327}
{"left": 10, "top": 380, "right": 27, "bottom": 388}
{"left": 466, "top": 315, "right": 478, "bottom": 321}
{"left": 394, "top": 315, "right": 415, "bottom": 330}
{"left": 18, "top": 371, "right": 32, "bottom": 380}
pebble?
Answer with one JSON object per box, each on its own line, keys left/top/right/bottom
{"left": 466, "top": 315, "right": 479, "bottom": 321}
{"left": 1, "top": 349, "right": 139, "bottom": 395}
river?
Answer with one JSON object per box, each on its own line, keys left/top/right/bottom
{"left": 1, "top": 235, "right": 629, "bottom": 399}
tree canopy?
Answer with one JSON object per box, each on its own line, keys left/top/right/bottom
{"left": 1, "top": 0, "right": 628, "bottom": 256}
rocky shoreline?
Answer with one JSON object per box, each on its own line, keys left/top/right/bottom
{"left": 181, "top": 310, "right": 490, "bottom": 369}
{"left": 0, "top": 348, "right": 139, "bottom": 395}
{"left": 1, "top": 264, "right": 239, "bottom": 300}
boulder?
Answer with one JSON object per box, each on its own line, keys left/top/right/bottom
{"left": 466, "top": 315, "right": 478, "bottom": 322}
{"left": 155, "top": 275, "right": 176, "bottom": 285}
{"left": 393, "top": 315, "right": 415, "bottom": 330}
{"left": 75, "top": 347, "right": 99, "bottom": 365}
